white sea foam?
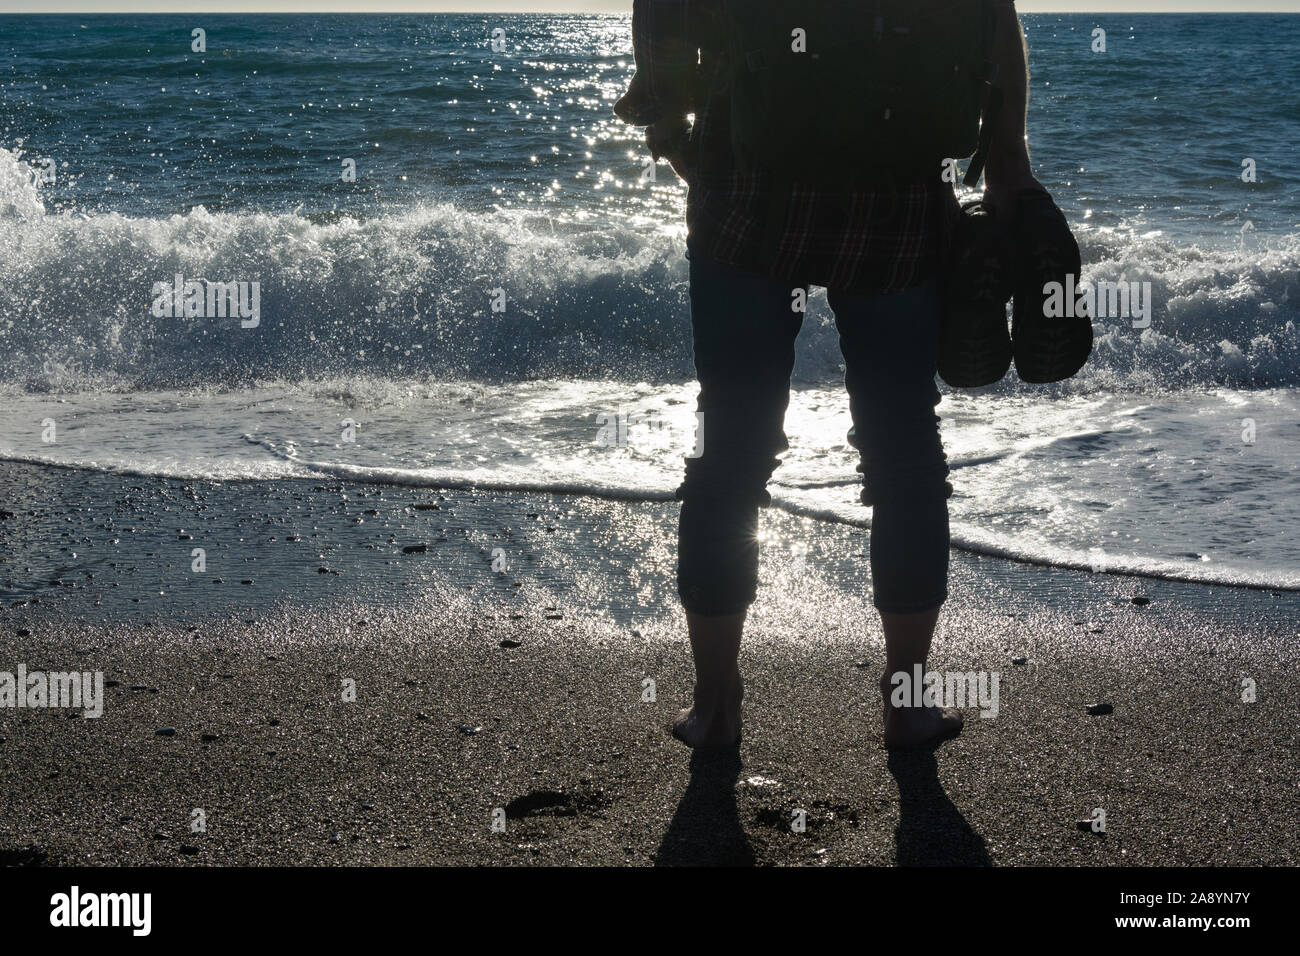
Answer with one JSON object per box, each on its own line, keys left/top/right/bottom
{"left": 1, "top": 147, "right": 1297, "bottom": 392}
{"left": 2, "top": 383, "right": 1297, "bottom": 591}
{"left": 3, "top": 145, "right": 1298, "bottom": 590}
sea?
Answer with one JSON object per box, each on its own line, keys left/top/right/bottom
{"left": 1, "top": 12, "right": 1298, "bottom": 591}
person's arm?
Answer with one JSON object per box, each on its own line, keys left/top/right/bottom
{"left": 613, "top": 0, "right": 697, "bottom": 180}
{"left": 983, "top": 0, "right": 1046, "bottom": 215}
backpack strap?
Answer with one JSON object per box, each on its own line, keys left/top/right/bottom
{"left": 962, "top": 74, "right": 1003, "bottom": 187}
{"left": 963, "top": 0, "right": 1004, "bottom": 187}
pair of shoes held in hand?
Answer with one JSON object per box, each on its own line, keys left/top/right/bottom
{"left": 938, "top": 190, "right": 1093, "bottom": 389}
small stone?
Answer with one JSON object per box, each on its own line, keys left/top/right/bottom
{"left": 1131, "top": 596, "right": 1151, "bottom": 606}
{"left": 459, "top": 724, "right": 483, "bottom": 735}
{"left": 415, "top": 712, "right": 431, "bottom": 721}
{"left": 200, "top": 733, "right": 219, "bottom": 743}
{"left": 155, "top": 726, "right": 176, "bottom": 736}
{"left": 499, "top": 639, "right": 522, "bottom": 649}
{"left": 179, "top": 844, "right": 200, "bottom": 855}
{"left": 402, "top": 544, "right": 428, "bottom": 554}
{"left": 1086, "top": 703, "right": 1114, "bottom": 716}
{"left": 1011, "top": 656, "right": 1028, "bottom": 665}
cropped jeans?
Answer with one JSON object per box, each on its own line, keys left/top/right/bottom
{"left": 677, "top": 251, "right": 951, "bottom": 616}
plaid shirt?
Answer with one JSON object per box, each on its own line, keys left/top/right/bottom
{"left": 614, "top": 0, "right": 960, "bottom": 294}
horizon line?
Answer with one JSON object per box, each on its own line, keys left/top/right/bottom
{"left": 3, "top": 7, "right": 1298, "bottom": 12}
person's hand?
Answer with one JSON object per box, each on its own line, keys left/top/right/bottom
{"left": 646, "top": 117, "right": 697, "bottom": 182}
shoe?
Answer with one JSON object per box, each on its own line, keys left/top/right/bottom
{"left": 938, "top": 201, "right": 1016, "bottom": 389}
{"left": 1010, "top": 191, "right": 1093, "bottom": 384}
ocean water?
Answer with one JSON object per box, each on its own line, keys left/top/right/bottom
{"left": 1, "top": 13, "right": 1298, "bottom": 590}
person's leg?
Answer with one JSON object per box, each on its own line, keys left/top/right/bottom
{"left": 826, "top": 277, "right": 962, "bottom": 748}
{"left": 675, "top": 250, "right": 804, "bottom": 748}
{"left": 675, "top": 610, "right": 745, "bottom": 749}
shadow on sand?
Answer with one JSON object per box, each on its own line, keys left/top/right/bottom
{"left": 888, "top": 747, "right": 991, "bottom": 866}
{"left": 655, "top": 740, "right": 990, "bottom": 866}
{"left": 655, "top": 746, "right": 756, "bottom": 866}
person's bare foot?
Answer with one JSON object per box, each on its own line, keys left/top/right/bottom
{"left": 883, "top": 702, "right": 964, "bottom": 749}
{"left": 880, "top": 673, "right": 963, "bottom": 749}
{"left": 672, "top": 673, "right": 743, "bottom": 749}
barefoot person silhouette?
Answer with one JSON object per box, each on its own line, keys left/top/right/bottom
{"left": 616, "top": 0, "right": 1046, "bottom": 749}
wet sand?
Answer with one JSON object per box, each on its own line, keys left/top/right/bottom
{"left": 2, "top": 461, "right": 1298, "bottom": 866}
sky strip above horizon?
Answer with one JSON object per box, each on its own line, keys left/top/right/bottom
{"left": 3, "top": 1, "right": 1300, "bottom": 13}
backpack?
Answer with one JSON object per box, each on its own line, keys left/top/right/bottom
{"left": 719, "top": 0, "right": 1000, "bottom": 186}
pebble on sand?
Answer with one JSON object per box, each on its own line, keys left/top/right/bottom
{"left": 402, "top": 544, "right": 428, "bottom": 554}
{"left": 155, "top": 726, "right": 176, "bottom": 736}
{"left": 1086, "top": 703, "right": 1114, "bottom": 716}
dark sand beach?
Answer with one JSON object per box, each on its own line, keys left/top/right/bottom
{"left": 2, "top": 460, "right": 1298, "bottom": 866}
